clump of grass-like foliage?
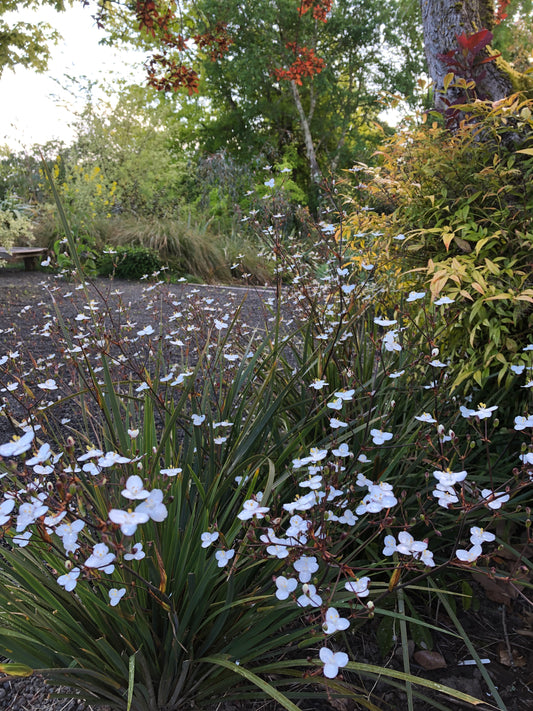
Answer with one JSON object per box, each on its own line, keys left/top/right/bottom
{"left": 0, "top": 166, "right": 531, "bottom": 711}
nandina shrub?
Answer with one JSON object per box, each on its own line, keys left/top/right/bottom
{"left": 346, "top": 93, "right": 533, "bottom": 391}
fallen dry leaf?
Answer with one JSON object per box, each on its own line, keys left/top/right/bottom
{"left": 498, "top": 645, "right": 527, "bottom": 668}
{"left": 413, "top": 650, "right": 447, "bottom": 670}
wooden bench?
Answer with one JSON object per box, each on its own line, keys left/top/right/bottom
{"left": 0, "top": 247, "right": 48, "bottom": 271}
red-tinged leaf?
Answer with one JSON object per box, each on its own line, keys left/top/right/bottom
{"left": 478, "top": 53, "right": 501, "bottom": 64}
{"left": 456, "top": 29, "right": 493, "bottom": 56}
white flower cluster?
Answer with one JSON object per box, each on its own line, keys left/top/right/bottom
{"left": 0, "top": 434, "right": 168, "bottom": 607}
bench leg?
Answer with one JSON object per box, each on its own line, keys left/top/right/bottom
{"left": 23, "top": 256, "right": 37, "bottom": 271}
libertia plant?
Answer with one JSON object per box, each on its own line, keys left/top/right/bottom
{"left": 0, "top": 166, "right": 531, "bottom": 711}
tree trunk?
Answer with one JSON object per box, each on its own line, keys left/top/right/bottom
{"left": 420, "top": 0, "right": 513, "bottom": 109}
{"left": 290, "top": 80, "right": 323, "bottom": 185}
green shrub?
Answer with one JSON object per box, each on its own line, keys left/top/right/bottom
{"left": 97, "top": 245, "right": 162, "bottom": 280}
{"left": 347, "top": 93, "right": 533, "bottom": 391}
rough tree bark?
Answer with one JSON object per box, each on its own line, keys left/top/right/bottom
{"left": 419, "top": 0, "right": 524, "bottom": 109}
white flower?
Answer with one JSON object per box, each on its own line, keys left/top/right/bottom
{"left": 510, "top": 365, "right": 525, "bottom": 375}
{"left": 406, "top": 291, "right": 425, "bottom": 302}
{"left": 369, "top": 429, "right": 393, "bottom": 445}
{"left": 330, "top": 418, "right": 348, "bottom": 429}
{"left": 121, "top": 475, "right": 150, "bottom": 500}
{"left": 429, "top": 359, "right": 447, "bottom": 367}
{"left": 109, "top": 508, "right": 149, "bottom": 536}
{"left": 109, "top": 588, "right": 126, "bottom": 606}
{"left": 374, "top": 317, "right": 397, "bottom": 326}
{"left": 293, "top": 555, "right": 319, "bottom": 583}
{"left": 13, "top": 530, "right": 32, "bottom": 547}
{"left": 475, "top": 404, "right": 498, "bottom": 419}
{"left": 382, "top": 331, "right": 402, "bottom": 352}
{"left": 344, "top": 576, "right": 370, "bottom": 597}
{"left": 26, "top": 443, "right": 52, "bottom": 465}
{"left": 319, "top": 647, "right": 349, "bottom": 678}
{"left": 275, "top": 576, "right": 298, "bottom": 600}
{"left": 300, "top": 475, "right": 323, "bottom": 490}
{"left": 98, "top": 452, "right": 132, "bottom": 468}
{"left": 480, "top": 489, "right": 509, "bottom": 510}
{"left": 137, "top": 325, "right": 154, "bottom": 336}
{"left": 396, "top": 531, "right": 416, "bottom": 555}
{"left": 201, "top": 531, "right": 219, "bottom": 548}
{"left": 433, "top": 487, "right": 459, "bottom": 508}
{"left": 334, "top": 389, "right": 355, "bottom": 401}
{"left": 433, "top": 469, "right": 467, "bottom": 488}
{"left": 215, "top": 549, "right": 235, "bottom": 567}
{"left": 308, "top": 447, "right": 328, "bottom": 462}
{"left": 297, "top": 583, "right": 322, "bottom": 607}
{"left": 382, "top": 534, "right": 397, "bottom": 556}
{"left": 469, "top": 527, "right": 495, "bottom": 546}
{"left": 514, "top": 415, "right": 533, "bottom": 431}
{"left": 37, "top": 379, "right": 58, "bottom": 390}
{"left": 323, "top": 607, "right": 350, "bottom": 634}
{"left": 332, "top": 443, "right": 351, "bottom": 457}
{"left": 191, "top": 414, "right": 206, "bottom": 426}
{"left": 57, "top": 567, "right": 80, "bottom": 592}
{"left": 415, "top": 412, "right": 437, "bottom": 423}
{"left": 327, "top": 398, "right": 343, "bottom": 411}
{"left": 338, "top": 509, "right": 357, "bottom": 525}
{"left": 388, "top": 370, "right": 405, "bottom": 379}
{"left": 310, "top": 379, "right": 327, "bottom": 390}
{"left": 160, "top": 467, "right": 182, "bottom": 477}
{"left": 85, "top": 543, "right": 116, "bottom": 573}
{"left": 0, "top": 498, "right": 15, "bottom": 526}
{"left": 0, "top": 429, "right": 34, "bottom": 457}
{"left": 434, "top": 296, "right": 455, "bottom": 305}
{"left": 237, "top": 499, "right": 270, "bottom": 520}
{"left": 135, "top": 489, "right": 167, "bottom": 521}
{"left": 456, "top": 545, "right": 482, "bottom": 563}
{"left": 124, "top": 542, "right": 145, "bottom": 561}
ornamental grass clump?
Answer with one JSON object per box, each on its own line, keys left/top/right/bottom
{"left": 0, "top": 171, "right": 531, "bottom": 710}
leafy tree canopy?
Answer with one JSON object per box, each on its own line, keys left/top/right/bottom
{"left": 0, "top": 0, "right": 67, "bottom": 76}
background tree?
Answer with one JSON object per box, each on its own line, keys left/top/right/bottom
{"left": 196, "top": 0, "right": 423, "bottom": 191}
{"left": 420, "top": 0, "right": 533, "bottom": 109}
{"left": 0, "top": 0, "right": 66, "bottom": 76}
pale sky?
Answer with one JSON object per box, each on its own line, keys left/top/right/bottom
{"left": 0, "top": 2, "right": 146, "bottom": 150}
